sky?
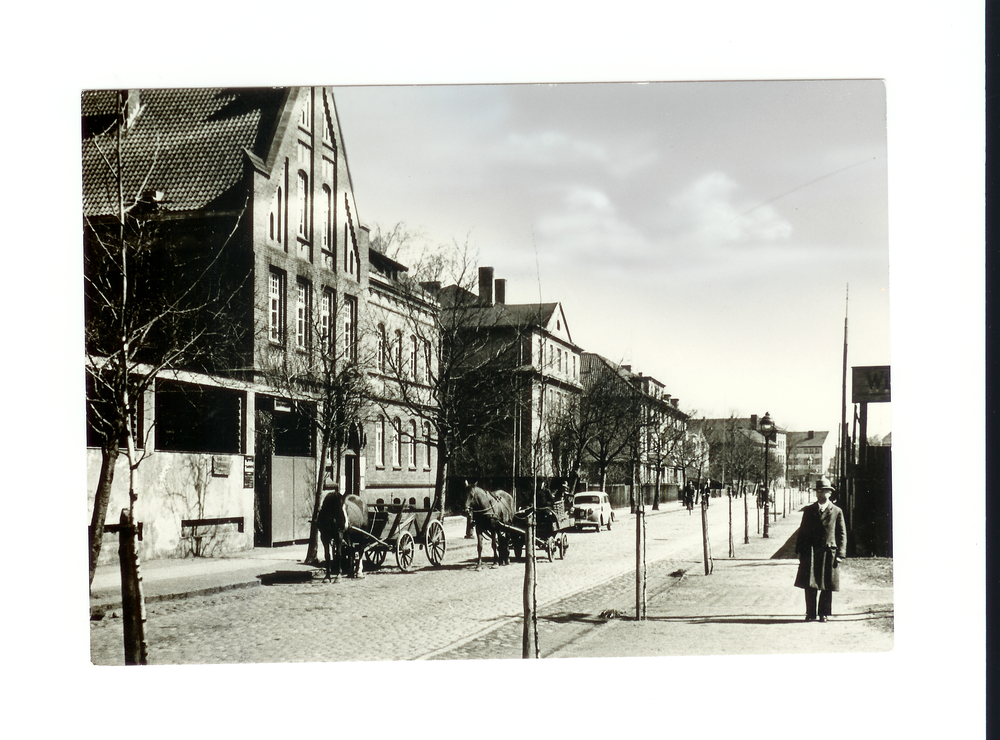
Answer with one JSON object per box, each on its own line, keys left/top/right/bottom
{"left": 331, "top": 81, "right": 891, "bottom": 437}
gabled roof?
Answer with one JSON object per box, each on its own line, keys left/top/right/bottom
{"left": 786, "top": 431, "right": 830, "bottom": 450}
{"left": 82, "top": 88, "right": 286, "bottom": 217}
{"left": 451, "top": 302, "right": 561, "bottom": 331}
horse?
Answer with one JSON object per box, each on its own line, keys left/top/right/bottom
{"left": 462, "top": 484, "right": 515, "bottom": 569}
{"left": 316, "top": 489, "right": 369, "bottom": 581}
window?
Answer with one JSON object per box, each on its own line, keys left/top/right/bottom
{"left": 408, "top": 420, "right": 417, "bottom": 470}
{"left": 321, "top": 185, "right": 331, "bottom": 249}
{"left": 297, "top": 171, "right": 309, "bottom": 239}
{"left": 395, "top": 330, "right": 403, "bottom": 373}
{"left": 298, "top": 142, "right": 311, "bottom": 164}
{"left": 296, "top": 280, "right": 311, "bottom": 351}
{"left": 410, "top": 335, "right": 418, "bottom": 378}
{"left": 299, "top": 93, "right": 311, "bottom": 129}
{"left": 392, "top": 418, "right": 402, "bottom": 468}
{"left": 322, "top": 157, "right": 334, "bottom": 180}
{"left": 423, "top": 339, "right": 432, "bottom": 383}
{"left": 270, "top": 186, "right": 283, "bottom": 245}
{"left": 378, "top": 324, "right": 387, "bottom": 372}
{"left": 344, "top": 295, "right": 358, "bottom": 361}
{"left": 155, "top": 379, "right": 244, "bottom": 454}
{"left": 423, "top": 422, "right": 432, "bottom": 470}
{"left": 86, "top": 372, "right": 143, "bottom": 449}
{"left": 269, "top": 270, "right": 285, "bottom": 344}
{"left": 375, "top": 416, "right": 385, "bottom": 468}
{"left": 557, "top": 348, "right": 562, "bottom": 373}
{"left": 320, "top": 289, "right": 334, "bottom": 354}
{"left": 572, "top": 355, "right": 576, "bottom": 379}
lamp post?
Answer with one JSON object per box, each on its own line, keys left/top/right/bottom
{"left": 759, "top": 412, "right": 775, "bottom": 539}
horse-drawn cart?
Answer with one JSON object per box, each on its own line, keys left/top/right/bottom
{"left": 507, "top": 499, "right": 572, "bottom": 562}
{"left": 344, "top": 503, "right": 447, "bottom": 573}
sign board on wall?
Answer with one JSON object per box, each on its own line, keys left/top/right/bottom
{"left": 212, "top": 456, "right": 232, "bottom": 477}
{"left": 243, "top": 456, "right": 255, "bottom": 488}
{"left": 852, "top": 365, "right": 891, "bottom": 404}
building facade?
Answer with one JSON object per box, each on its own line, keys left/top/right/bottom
{"left": 83, "top": 87, "right": 436, "bottom": 562}
{"left": 785, "top": 430, "right": 834, "bottom": 489}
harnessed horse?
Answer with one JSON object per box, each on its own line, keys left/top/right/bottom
{"left": 316, "top": 490, "right": 369, "bottom": 580}
{"left": 462, "top": 484, "right": 515, "bottom": 568}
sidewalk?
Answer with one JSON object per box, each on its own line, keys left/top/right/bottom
{"left": 546, "top": 505, "right": 894, "bottom": 658}
{"left": 89, "top": 514, "right": 478, "bottom": 612}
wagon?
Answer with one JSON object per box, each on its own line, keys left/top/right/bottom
{"left": 505, "top": 499, "right": 572, "bottom": 562}
{"left": 343, "top": 502, "right": 447, "bottom": 573}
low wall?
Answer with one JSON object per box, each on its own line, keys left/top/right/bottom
{"left": 87, "top": 448, "right": 255, "bottom": 564}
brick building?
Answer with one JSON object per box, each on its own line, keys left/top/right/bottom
{"left": 83, "top": 87, "right": 435, "bottom": 561}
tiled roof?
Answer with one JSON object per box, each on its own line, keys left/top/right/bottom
{"left": 786, "top": 431, "right": 830, "bottom": 449}
{"left": 82, "top": 88, "right": 284, "bottom": 216}
{"left": 451, "top": 302, "right": 559, "bottom": 329}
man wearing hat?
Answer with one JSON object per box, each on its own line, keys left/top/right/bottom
{"left": 794, "top": 476, "right": 847, "bottom": 622}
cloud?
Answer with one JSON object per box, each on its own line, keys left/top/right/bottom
{"left": 664, "top": 171, "right": 793, "bottom": 246}
{"left": 496, "top": 130, "right": 609, "bottom": 166}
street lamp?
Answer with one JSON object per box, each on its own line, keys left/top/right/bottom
{"left": 759, "top": 412, "right": 775, "bottom": 539}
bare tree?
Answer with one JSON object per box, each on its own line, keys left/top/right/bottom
{"left": 255, "top": 296, "right": 373, "bottom": 564}
{"left": 84, "top": 91, "right": 249, "bottom": 585}
{"left": 365, "top": 229, "right": 525, "bottom": 511}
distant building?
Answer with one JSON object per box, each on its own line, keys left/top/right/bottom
{"left": 786, "top": 430, "right": 835, "bottom": 488}
{"left": 438, "top": 268, "right": 584, "bottom": 496}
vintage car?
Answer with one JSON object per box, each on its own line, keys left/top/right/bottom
{"left": 572, "top": 492, "right": 614, "bottom": 531}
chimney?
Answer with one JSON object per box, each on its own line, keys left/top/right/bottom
{"left": 750, "top": 414, "right": 758, "bottom": 429}
{"left": 494, "top": 278, "right": 506, "bottom": 305}
{"left": 807, "top": 430, "right": 814, "bottom": 440}
{"left": 622, "top": 365, "right": 631, "bottom": 372}
{"left": 420, "top": 281, "right": 441, "bottom": 295}
{"left": 670, "top": 398, "right": 679, "bottom": 408}
{"left": 478, "top": 267, "right": 494, "bottom": 306}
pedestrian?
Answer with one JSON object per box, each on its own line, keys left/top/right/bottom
{"left": 794, "top": 476, "right": 847, "bottom": 622}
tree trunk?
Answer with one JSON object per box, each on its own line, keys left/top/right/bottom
{"left": 119, "top": 509, "right": 147, "bottom": 665}
{"left": 701, "top": 496, "right": 712, "bottom": 575}
{"left": 743, "top": 481, "right": 750, "bottom": 544}
{"left": 728, "top": 489, "right": 735, "bottom": 558}
{"left": 305, "top": 429, "right": 332, "bottom": 565}
{"left": 522, "top": 516, "right": 537, "bottom": 658}
{"left": 89, "top": 443, "right": 120, "bottom": 587}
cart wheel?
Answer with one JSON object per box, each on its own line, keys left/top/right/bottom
{"left": 425, "top": 520, "right": 446, "bottom": 566}
{"left": 396, "top": 531, "right": 416, "bottom": 571}
{"left": 365, "top": 547, "right": 387, "bottom": 570}
{"left": 546, "top": 539, "right": 556, "bottom": 562}
{"left": 558, "top": 533, "right": 569, "bottom": 559}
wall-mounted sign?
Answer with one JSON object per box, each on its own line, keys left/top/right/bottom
{"left": 852, "top": 365, "right": 891, "bottom": 404}
{"left": 243, "top": 456, "right": 255, "bottom": 488}
{"left": 212, "top": 456, "right": 232, "bottom": 477}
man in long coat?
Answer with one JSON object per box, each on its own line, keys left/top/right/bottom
{"left": 794, "top": 476, "right": 847, "bottom": 622}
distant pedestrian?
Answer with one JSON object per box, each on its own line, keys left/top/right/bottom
{"left": 794, "top": 476, "right": 847, "bottom": 622}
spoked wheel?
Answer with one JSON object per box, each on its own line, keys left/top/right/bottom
{"left": 546, "top": 538, "right": 556, "bottom": 562}
{"left": 425, "top": 520, "right": 446, "bottom": 566}
{"left": 365, "top": 547, "right": 387, "bottom": 570}
{"left": 396, "top": 531, "right": 416, "bottom": 571}
{"left": 558, "top": 533, "right": 569, "bottom": 559}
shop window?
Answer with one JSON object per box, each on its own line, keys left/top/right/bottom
{"left": 154, "top": 380, "right": 244, "bottom": 454}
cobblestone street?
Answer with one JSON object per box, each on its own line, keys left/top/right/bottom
{"left": 91, "top": 502, "right": 750, "bottom": 664}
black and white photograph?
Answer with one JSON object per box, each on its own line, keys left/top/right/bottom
{"left": 84, "top": 81, "right": 894, "bottom": 665}
{"left": 4, "top": 3, "right": 984, "bottom": 739}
